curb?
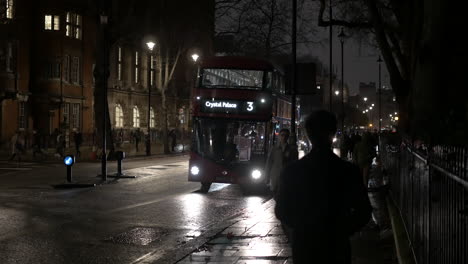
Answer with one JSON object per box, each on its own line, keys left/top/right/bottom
{"left": 386, "top": 196, "right": 417, "bottom": 264}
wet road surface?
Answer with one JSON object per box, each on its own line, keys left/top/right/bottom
{"left": 0, "top": 155, "right": 271, "bottom": 264}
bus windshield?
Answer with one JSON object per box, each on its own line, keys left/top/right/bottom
{"left": 201, "top": 68, "right": 264, "bottom": 90}
{"left": 193, "top": 118, "right": 266, "bottom": 163}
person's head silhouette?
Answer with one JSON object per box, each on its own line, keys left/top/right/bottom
{"left": 305, "top": 110, "right": 337, "bottom": 147}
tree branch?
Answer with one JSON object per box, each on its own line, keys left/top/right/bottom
{"left": 317, "top": 0, "right": 373, "bottom": 28}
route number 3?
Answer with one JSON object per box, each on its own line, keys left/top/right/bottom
{"left": 246, "top": 102, "right": 254, "bottom": 112}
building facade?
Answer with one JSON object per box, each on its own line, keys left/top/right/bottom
{"left": 0, "top": 0, "right": 214, "bottom": 156}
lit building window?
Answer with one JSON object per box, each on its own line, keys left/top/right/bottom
{"left": 65, "top": 12, "right": 81, "bottom": 39}
{"left": 18, "top": 102, "right": 26, "bottom": 129}
{"left": 150, "top": 107, "right": 155, "bottom": 128}
{"left": 134, "top": 51, "right": 139, "bottom": 84}
{"left": 115, "top": 104, "right": 124, "bottom": 127}
{"left": 117, "top": 46, "right": 122, "bottom": 81}
{"left": 6, "top": 0, "right": 14, "bottom": 19}
{"left": 133, "top": 106, "right": 140, "bottom": 128}
{"left": 44, "top": 15, "right": 60, "bottom": 31}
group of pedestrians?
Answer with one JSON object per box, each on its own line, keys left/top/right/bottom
{"left": 7, "top": 129, "right": 83, "bottom": 161}
{"left": 265, "top": 110, "right": 373, "bottom": 263}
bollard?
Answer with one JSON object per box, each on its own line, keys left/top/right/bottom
{"left": 108, "top": 151, "right": 136, "bottom": 179}
{"left": 52, "top": 154, "right": 96, "bottom": 188}
{"left": 64, "top": 155, "right": 75, "bottom": 182}
{"left": 116, "top": 151, "right": 125, "bottom": 176}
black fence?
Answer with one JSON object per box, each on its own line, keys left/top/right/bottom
{"left": 381, "top": 139, "right": 468, "bottom": 264}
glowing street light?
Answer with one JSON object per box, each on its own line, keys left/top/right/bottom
{"left": 191, "top": 53, "right": 199, "bottom": 62}
{"left": 146, "top": 41, "right": 156, "bottom": 51}
{"left": 363, "top": 97, "right": 368, "bottom": 102}
{"left": 335, "top": 90, "right": 340, "bottom": 96}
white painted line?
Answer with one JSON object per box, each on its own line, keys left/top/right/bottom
{"left": 0, "top": 167, "right": 32, "bottom": 170}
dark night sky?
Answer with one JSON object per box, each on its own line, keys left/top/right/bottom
{"left": 300, "top": 27, "right": 390, "bottom": 96}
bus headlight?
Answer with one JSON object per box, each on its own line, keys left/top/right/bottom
{"left": 251, "top": 169, "right": 262, "bottom": 180}
{"left": 190, "top": 166, "right": 200, "bottom": 175}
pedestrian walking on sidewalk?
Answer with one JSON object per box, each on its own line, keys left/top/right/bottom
{"left": 32, "top": 130, "right": 43, "bottom": 158}
{"left": 133, "top": 129, "right": 141, "bottom": 152}
{"left": 265, "top": 128, "right": 298, "bottom": 195}
{"left": 56, "top": 131, "right": 65, "bottom": 158}
{"left": 275, "top": 110, "right": 372, "bottom": 264}
{"left": 353, "top": 132, "right": 376, "bottom": 186}
{"left": 8, "top": 131, "right": 24, "bottom": 162}
{"left": 74, "top": 131, "right": 83, "bottom": 157}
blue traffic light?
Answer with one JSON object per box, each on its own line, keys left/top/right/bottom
{"left": 64, "top": 155, "right": 75, "bottom": 166}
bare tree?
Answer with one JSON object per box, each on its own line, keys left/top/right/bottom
{"left": 317, "top": 0, "right": 466, "bottom": 142}
{"left": 216, "top": 0, "right": 318, "bottom": 58}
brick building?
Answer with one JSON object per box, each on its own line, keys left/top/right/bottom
{"left": 0, "top": 0, "right": 214, "bottom": 156}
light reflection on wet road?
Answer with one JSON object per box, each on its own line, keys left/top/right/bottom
{"left": 0, "top": 155, "right": 272, "bottom": 264}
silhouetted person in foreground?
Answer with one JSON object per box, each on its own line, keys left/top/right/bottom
{"left": 275, "top": 110, "right": 372, "bottom": 264}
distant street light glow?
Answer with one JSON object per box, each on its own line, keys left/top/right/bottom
{"left": 364, "top": 97, "right": 368, "bottom": 101}
{"left": 335, "top": 90, "right": 340, "bottom": 96}
{"left": 146, "top": 41, "right": 156, "bottom": 51}
{"left": 191, "top": 53, "right": 199, "bottom": 62}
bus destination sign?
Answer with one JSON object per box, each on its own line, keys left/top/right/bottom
{"left": 201, "top": 99, "right": 256, "bottom": 114}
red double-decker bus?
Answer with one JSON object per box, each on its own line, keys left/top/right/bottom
{"left": 188, "top": 56, "right": 294, "bottom": 192}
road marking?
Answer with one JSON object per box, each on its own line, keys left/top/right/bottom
{"left": 105, "top": 193, "right": 181, "bottom": 214}
{"left": 0, "top": 167, "right": 32, "bottom": 170}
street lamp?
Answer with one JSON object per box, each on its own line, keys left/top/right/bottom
{"left": 145, "top": 40, "right": 156, "bottom": 156}
{"left": 335, "top": 90, "right": 340, "bottom": 96}
{"left": 338, "top": 27, "right": 347, "bottom": 136}
{"left": 191, "top": 53, "right": 199, "bottom": 63}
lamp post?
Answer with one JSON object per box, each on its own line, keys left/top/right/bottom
{"left": 145, "top": 41, "right": 155, "bottom": 156}
{"left": 338, "top": 27, "right": 346, "bottom": 136}
{"left": 377, "top": 56, "right": 382, "bottom": 133}
{"left": 97, "top": 12, "right": 109, "bottom": 182}
{"left": 188, "top": 53, "right": 200, "bottom": 152}
{"left": 329, "top": 0, "right": 333, "bottom": 112}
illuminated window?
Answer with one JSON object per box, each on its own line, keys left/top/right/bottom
{"left": 6, "top": 0, "right": 14, "bottom": 19}
{"left": 117, "top": 47, "right": 122, "bottom": 81}
{"left": 65, "top": 12, "right": 81, "bottom": 39}
{"left": 150, "top": 107, "right": 155, "bottom": 128}
{"left": 133, "top": 106, "right": 140, "bottom": 128}
{"left": 134, "top": 51, "right": 139, "bottom": 83}
{"left": 115, "top": 104, "right": 124, "bottom": 127}
{"left": 44, "top": 15, "right": 60, "bottom": 31}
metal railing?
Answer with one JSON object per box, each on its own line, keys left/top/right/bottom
{"left": 381, "top": 139, "right": 468, "bottom": 264}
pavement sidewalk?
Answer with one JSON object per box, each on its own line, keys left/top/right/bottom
{"left": 176, "top": 197, "right": 397, "bottom": 264}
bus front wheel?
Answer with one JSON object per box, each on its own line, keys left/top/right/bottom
{"left": 200, "top": 182, "right": 212, "bottom": 193}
